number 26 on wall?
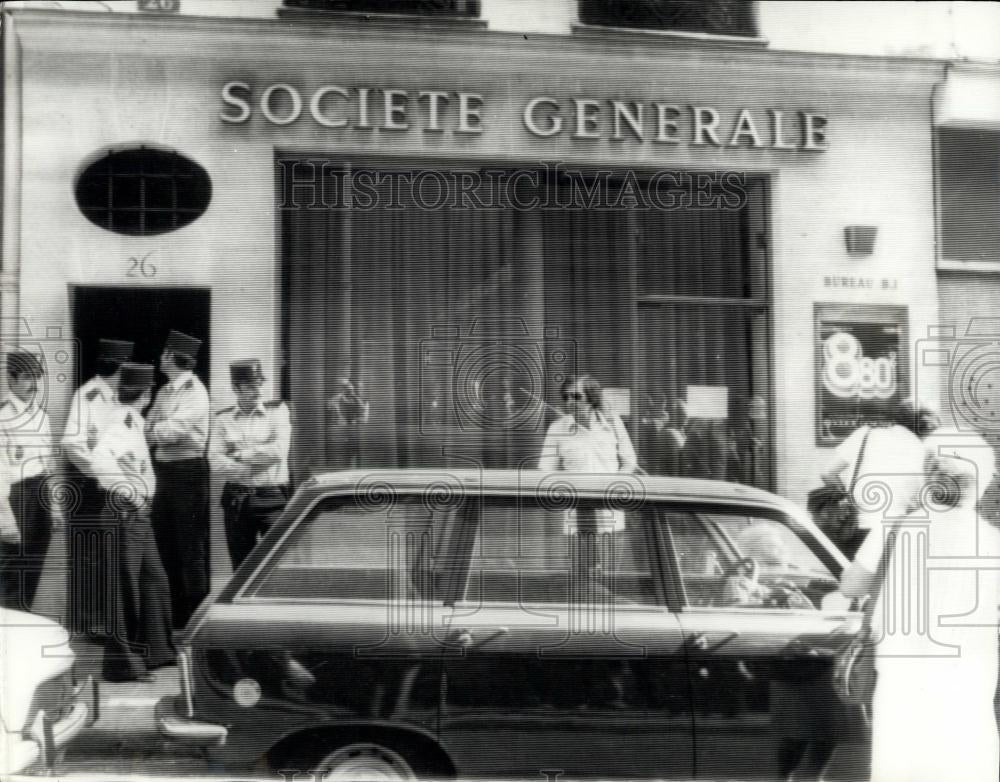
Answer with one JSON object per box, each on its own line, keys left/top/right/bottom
{"left": 126, "top": 252, "right": 157, "bottom": 279}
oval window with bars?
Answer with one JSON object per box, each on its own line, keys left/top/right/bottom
{"left": 75, "top": 147, "right": 212, "bottom": 236}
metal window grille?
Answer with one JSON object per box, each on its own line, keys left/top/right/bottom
{"left": 75, "top": 148, "right": 212, "bottom": 237}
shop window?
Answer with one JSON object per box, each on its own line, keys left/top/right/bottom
{"left": 75, "top": 147, "right": 211, "bottom": 237}
{"left": 280, "top": 161, "right": 771, "bottom": 491}
{"left": 938, "top": 128, "right": 1000, "bottom": 264}
{"left": 281, "top": 0, "right": 481, "bottom": 17}
{"left": 578, "top": 0, "right": 758, "bottom": 37}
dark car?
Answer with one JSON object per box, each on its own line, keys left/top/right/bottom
{"left": 157, "top": 469, "right": 864, "bottom": 781}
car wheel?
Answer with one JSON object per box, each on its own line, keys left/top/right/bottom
{"left": 311, "top": 741, "right": 417, "bottom": 781}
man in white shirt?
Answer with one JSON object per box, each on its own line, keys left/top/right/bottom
{"left": 145, "top": 329, "right": 210, "bottom": 629}
{"left": 62, "top": 338, "right": 133, "bottom": 634}
{"left": 0, "top": 351, "right": 62, "bottom": 612}
{"left": 210, "top": 359, "right": 291, "bottom": 569}
{"left": 819, "top": 401, "right": 933, "bottom": 556}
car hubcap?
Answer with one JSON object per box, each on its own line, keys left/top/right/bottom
{"left": 314, "top": 742, "right": 416, "bottom": 782}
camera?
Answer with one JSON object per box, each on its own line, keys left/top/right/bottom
{"left": 915, "top": 319, "right": 1000, "bottom": 432}
{"left": 419, "top": 318, "right": 576, "bottom": 436}
{"left": 0, "top": 319, "right": 79, "bottom": 440}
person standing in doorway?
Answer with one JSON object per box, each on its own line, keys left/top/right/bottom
{"left": 146, "top": 330, "right": 210, "bottom": 629}
{"left": 210, "top": 359, "right": 291, "bottom": 570}
{"left": 92, "top": 362, "right": 174, "bottom": 682}
{"left": 0, "top": 352, "right": 63, "bottom": 613}
{"left": 62, "top": 338, "right": 134, "bottom": 635}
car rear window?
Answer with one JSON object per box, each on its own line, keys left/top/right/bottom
{"left": 246, "top": 496, "right": 461, "bottom": 602}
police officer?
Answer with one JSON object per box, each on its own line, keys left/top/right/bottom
{"left": 0, "top": 351, "right": 62, "bottom": 612}
{"left": 210, "top": 359, "right": 291, "bottom": 570}
{"left": 92, "top": 362, "right": 174, "bottom": 682}
{"left": 145, "top": 330, "right": 209, "bottom": 629}
{"left": 62, "top": 338, "right": 134, "bottom": 634}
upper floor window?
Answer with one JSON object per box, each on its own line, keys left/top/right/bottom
{"left": 938, "top": 128, "right": 1000, "bottom": 265}
{"left": 282, "top": 0, "right": 481, "bottom": 17}
{"left": 578, "top": 0, "right": 758, "bottom": 38}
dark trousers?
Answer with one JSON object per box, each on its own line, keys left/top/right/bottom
{"left": 222, "top": 485, "right": 288, "bottom": 570}
{"left": 151, "top": 457, "right": 210, "bottom": 629}
{"left": 66, "top": 467, "right": 114, "bottom": 635}
{"left": 103, "top": 510, "right": 175, "bottom": 682}
{"left": 0, "top": 475, "right": 53, "bottom": 612}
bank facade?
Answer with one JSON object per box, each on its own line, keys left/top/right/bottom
{"left": 0, "top": 4, "right": 953, "bottom": 505}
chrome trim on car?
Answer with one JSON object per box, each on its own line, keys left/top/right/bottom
{"left": 155, "top": 696, "right": 227, "bottom": 746}
{"left": 178, "top": 648, "right": 194, "bottom": 718}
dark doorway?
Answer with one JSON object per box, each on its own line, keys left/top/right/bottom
{"left": 69, "top": 286, "right": 211, "bottom": 391}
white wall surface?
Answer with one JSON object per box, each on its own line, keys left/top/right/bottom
{"left": 6, "top": 1, "right": 998, "bottom": 61}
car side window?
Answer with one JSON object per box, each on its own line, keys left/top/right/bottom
{"left": 460, "top": 498, "right": 660, "bottom": 606}
{"left": 665, "top": 509, "right": 840, "bottom": 611}
{"left": 246, "top": 496, "right": 459, "bottom": 602}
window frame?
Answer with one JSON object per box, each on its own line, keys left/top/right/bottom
{"left": 75, "top": 147, "right": 212, "bottom": 237}
{"left": 234, "top": 490, "right": 474, "bottom": 606}
{"left": 658, "top": 501, "right": 844, "bottom": 614}
{"left": 449, "top": 494, "right": 673, "bottom": 611}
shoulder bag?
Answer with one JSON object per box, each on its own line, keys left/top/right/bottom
{"left": 830, "top": 517, "right": 900, "bottom": 714}
{"left": 807, "top": 427, "right": 873, "bottom": 552}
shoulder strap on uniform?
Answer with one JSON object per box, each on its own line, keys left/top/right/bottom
{"left": 86, "top": 387, "right": 101, "bottom": 402}
{"left": 124, "top": 412, "right": 134, "bottom": 429}
{"left": 263, "top": 399, "right": 284, "bottom": 409}
{"left": 215, "top": 406, "right": 234, "bottom": 416}
{"left": 181, "top": 379, "right": 193, "bottom": 391}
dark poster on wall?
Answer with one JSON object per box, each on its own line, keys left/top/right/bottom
{"left": 815, "top": 304, "right": 908, "bottom": 446}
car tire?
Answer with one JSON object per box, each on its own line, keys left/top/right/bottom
{"left": 309, "top": 741, "right": 418, "bottom": 781}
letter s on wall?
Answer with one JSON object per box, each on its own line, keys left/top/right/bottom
{"left": 220, "top": 81, "right": 252, "bottom": 124}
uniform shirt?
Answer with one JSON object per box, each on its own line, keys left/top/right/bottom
{"left": 0, "top": 393, "right": 56, "bottom": 483}
{"left": 209, "top": 400, "right": 291, "bottom": 486}
{"left": 537, "top": 410, "right": 638, "bottom": 474}
{"left": 91, "top": 405, "right": 156, "bottom": 509}
{"left": 145, "top": 371, "right": 210, "bottom": 463}
{"left": 62, "top": 375, "right": 118, "bottom": 478}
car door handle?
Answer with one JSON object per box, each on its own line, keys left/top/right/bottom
{"left": 688, "top": 631, "right": 739, "bottom": 652}
{"left": 451, "top": 627, "right": 509, "bottom": 651}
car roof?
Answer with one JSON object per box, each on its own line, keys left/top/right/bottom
{"left": 303, "top": 468, "right": 790, "bottom": 510}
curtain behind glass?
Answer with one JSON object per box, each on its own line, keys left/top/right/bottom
{"left": 285, "top": 166, "right": 545, "bottom": 476}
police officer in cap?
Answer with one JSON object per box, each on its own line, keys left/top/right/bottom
{"left": 62, "top": 338, "right": 134, "bottom": 633}
{"left": 0, "top": 351, "right": 63, "bottom": 612}
{"left": 210, "top": 359, "right": 291, "bottom": 570}
{"left": 146, "top": 329, "right": 210, "bottom": 629}
{"left": 92, "top": 362, "right": 174, "bottom": 682}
